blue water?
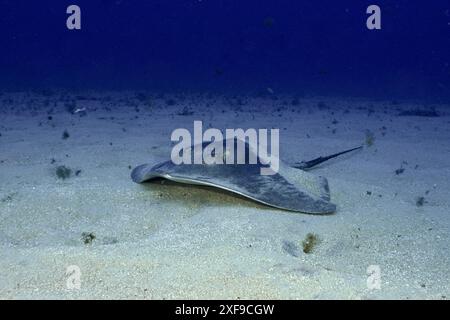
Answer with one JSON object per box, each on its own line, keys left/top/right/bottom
{"left": 0, "top": 1, "right": 449, "bottom": 102}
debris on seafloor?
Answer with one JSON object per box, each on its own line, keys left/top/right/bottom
{"left": 398, "top": 108, "right": 439, "bottom": 117}
{"left": 81, "top": 232, "right": 96, "bottom": 245}
{"left": 1, "top": 192, "right": 17, "bottom": 203}
{"left": 62, "top": 129, "right": 70, "bottom": 140}
{"left": 302, "top": 233, "right": 320, "bottom": 254}
{"left": 365, "top": 129, "right": 375, "bottom": 147}
{"left": 178, "top": 106, "right": 194, "bottom": 116}
{"left": 416, "top": 196, "right": 427, "bottom": 207}
{"left": 166, "top": 99, "right": 176, "bottom": 106}
{"left": 56, "top": 165, "right": 72, "bottom": 180}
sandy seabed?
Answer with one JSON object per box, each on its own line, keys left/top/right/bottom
{"left": 0, "top": 91, "right": 449, "bottom": 299}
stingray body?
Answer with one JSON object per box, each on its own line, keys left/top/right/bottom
{"left": 131, "top": 139, "right": 360, "bottom": 214}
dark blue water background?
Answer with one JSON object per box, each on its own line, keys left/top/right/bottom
{"left": 0, "top": 1, "right": 449, "bottom": 103}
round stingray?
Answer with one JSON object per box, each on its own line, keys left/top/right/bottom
{"left": 131, "top": 139, "right": 336, "bottom": 214}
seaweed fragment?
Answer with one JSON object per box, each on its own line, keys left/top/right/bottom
{"left": 56, "top": 165, "right": 72, "bottom": 180}
{"left": 416, "top": 196, "right": 426, "bottom": 207}
{"left": 302, "top": 233, "right": 320, "bottom": 254}
{"left": 81, "top": 232, "right": 96, "bottom": 245}
{"left": 62, "top": 130, "right": 70, "bottom": 140}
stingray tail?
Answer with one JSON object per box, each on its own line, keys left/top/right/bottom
{"left": 293, "top": 146, "right": 363, "bottom": 170}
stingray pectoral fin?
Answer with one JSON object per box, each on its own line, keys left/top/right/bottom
{"left": 131, "top": 162, "right": 168, "bottom": 183}
{"left": 131, "top": 138, "right": 337, "bottom": 215}
{"left": 131, "top": 161, "right": 336, "bottom": 214}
